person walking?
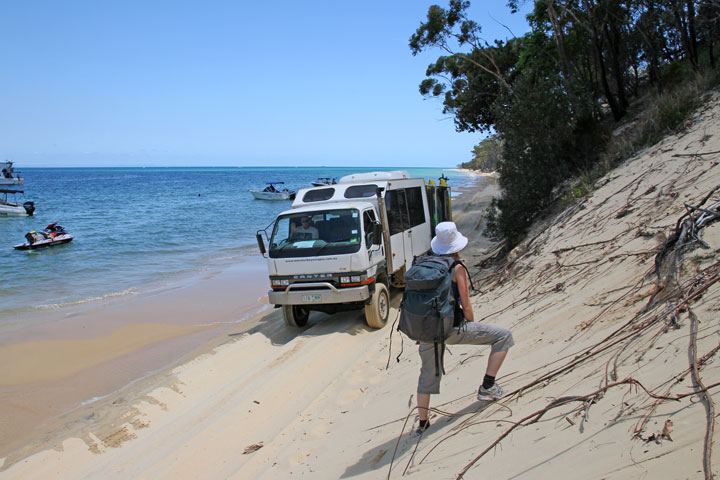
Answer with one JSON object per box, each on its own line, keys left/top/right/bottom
{"left": 416, "top": 222, "right": 514, "bottom": 435}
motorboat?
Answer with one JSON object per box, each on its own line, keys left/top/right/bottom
{"left": 14, "top": 222, "right": 73, "bottom": 250}
{"left": 250, "top": 182, "right": 296, "bottom": 200}
{"left": 0, "top": 161, "right": 23, "bottom": 186}
{"left": 0, "top": 189, "right": 35, "bottom": 216}
{"left": 311, "top": 177, "right": 337, "bottom": 187}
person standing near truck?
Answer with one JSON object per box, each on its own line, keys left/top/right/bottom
{"left": 415, "top": 222, "right": 514, "bottom": 435}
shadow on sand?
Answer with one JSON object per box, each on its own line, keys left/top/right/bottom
{"left": 340, "top": 400, "right": 495, "bottom": 478}
{"left": 229, "top": 286, "right": 405, "bottom": 347}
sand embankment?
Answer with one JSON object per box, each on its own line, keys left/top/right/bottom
{"left": 2, "top": 93, "right": 720, "bottom": 479}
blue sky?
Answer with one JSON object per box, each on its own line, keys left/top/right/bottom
{"left": 0, "top": 1, "right": 531, "bottom": 167}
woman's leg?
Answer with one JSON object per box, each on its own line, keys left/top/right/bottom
{"left": 417, "top": 393, "right": 430, "bottom": 421}
{"left": 486, "top": 350, "right": 507, "bottom": 377}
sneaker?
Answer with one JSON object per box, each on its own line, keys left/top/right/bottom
{"left": 477, "top": 383, "right": 505, "bottom": 401}
{"left": 414, "top": 420, "right": 430, "bottom": 437}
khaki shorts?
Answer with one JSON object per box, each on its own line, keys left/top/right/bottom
{"left": 417, "top": 321, "right": 514, "bottom": 395}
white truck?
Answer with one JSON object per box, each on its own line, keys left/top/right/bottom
{"left": 255, "top": 170, "right": 451, "bottom": 328}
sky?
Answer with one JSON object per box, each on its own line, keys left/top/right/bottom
{"left": 0, "top": 1, "right": 532, "bottom": 168}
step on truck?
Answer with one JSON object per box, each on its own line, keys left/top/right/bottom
{"left": 256, "top": 170, "right": 452, "bottom": 328}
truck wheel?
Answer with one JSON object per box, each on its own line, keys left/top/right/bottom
{"left": 365, "top": 283, "right": 389, "bottom": 329}
{"left": 282, "top": 305, "right": 310, "bottom": 327}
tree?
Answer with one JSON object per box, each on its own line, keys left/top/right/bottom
{"left": 413, "top": 0, "right": 716, "bottom": 246}
{"left": 460, "top": 135, "right": 503, "bottom": 171}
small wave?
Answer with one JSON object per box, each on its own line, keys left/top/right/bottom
{"left": 34, "top": 287, "right": 139, "bottom": 310}
{"left": 190, "top": 302, "right": 273, "bottom": 328}
{"left": 79, "top": 393, "right": 112, "bottom": 406}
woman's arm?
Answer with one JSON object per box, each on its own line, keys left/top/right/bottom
{"left": 454, "top": 264, "right": 475, "bottom": 322}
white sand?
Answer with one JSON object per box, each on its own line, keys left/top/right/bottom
{"left": 2, "top": 94, "right": 720, "bottom": 479}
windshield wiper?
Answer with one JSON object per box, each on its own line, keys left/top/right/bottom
{"left": 272, "top": 241, "right": 294, "bottom": 252}
{"left": 314, "top": 238, "right": 356, "bottom": 255}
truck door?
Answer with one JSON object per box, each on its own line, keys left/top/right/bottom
{"left": 404, "top": 186, "right": 430, "bottom": 266}
{"left": 385, "top": 189, "right": 410, "bottom": 274}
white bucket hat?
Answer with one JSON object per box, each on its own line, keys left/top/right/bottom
{"left": 431, "top": 222, "right": 468, "bottom": 255}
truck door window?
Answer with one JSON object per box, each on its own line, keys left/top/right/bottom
{"left": 405, "top": 186, "right": 426, "bottom": 228}
{"left": 386, "top": 189, "right": 409, "bottom": 235}
{"left": 363, "top": 210, "right": 377, "bottom": 246}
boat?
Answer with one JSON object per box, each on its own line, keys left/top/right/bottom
{"left": 0, "top": 161, "right": 23, "bottom": 186}
{"left": 311, "top": 177, "right": 337, "bottom": 187}
{"left": 14, "top": 222, "right": 73, "bottom": 250}
{"left": 250, "top": 182, "right": 296, "bottom": 200}
{"left": 0, "top": 189, "right": 35, "bottom": 216}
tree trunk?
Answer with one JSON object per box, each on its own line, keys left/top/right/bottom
{"left": 606, "top": 21, "right": 629, "bottom": 109}
{"left": 594, "top": 33, "right": 624, "bottom": 121}
{"left": 710, "top": 38, "right": 716, "bottom": 68}
{"left": 674, "top": 0, "right": 699, "bottom": 69}
{"left": 687, "top": 0, "right": 700, "bottom": 67}
{"left": 545, "top": 0, "right": 573, "bottom": 79}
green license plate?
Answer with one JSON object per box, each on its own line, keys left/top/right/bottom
{"left": 302, "top": 294, "right": 322, "bottom": 303}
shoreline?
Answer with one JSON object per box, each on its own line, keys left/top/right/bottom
{"left": 0, "top": 256, "right": 272, "bottom": 461}
{"left": 0, "top": 172, "right": 497, "bottom": 469}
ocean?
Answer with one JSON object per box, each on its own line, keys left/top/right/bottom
{"left": 0, "top": 166, "right": 477, "bottom": 324}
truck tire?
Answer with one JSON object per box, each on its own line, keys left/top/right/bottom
{"left": 365, "top": 283, "right": 389, "bottom": 329}
{"left": 282, "top": 305, "right": 310, "bottom": 327}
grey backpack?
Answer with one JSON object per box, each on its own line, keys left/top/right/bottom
{"left": 398, "top": 255, "right": 467, "bottom": 376}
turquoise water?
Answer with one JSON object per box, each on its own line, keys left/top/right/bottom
{"left": 0, "top": 166, "right": 476, "bottom": 319}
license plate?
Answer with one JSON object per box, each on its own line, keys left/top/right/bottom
{"left": 302, "top": 294, "right": 322, "bottom": 303}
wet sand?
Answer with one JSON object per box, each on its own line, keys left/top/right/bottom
{"left": 0, "top": 256, "right": 271, "bottom": 458}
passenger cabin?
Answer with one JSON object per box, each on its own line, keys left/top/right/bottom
{"left": 288, "top": 170, "right": 452, "bottom": 275}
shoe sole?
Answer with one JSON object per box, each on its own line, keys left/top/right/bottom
{"left": 477, "top": 395, "right": 501, "bottom": 401}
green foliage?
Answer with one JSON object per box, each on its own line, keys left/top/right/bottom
{"left": 411, "top": 0, "right": 720, "bottom": 248}
{"left": 489, "top": 71, "right": 603, "bottom": 243}
{"left": 460, "top": 135, "right": 502, "bottom": 171}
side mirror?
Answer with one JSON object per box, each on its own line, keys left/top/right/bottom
{"left": 373, "top": 223, "right": 382, "bottom": 245}
{"left": 256, "top": 233, "right": 267, "bottom": 255}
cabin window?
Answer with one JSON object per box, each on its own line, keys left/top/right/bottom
{"left": 385, "top": 190, "right": 409, "bottom": 236}
{"left": 302, "top": 188, "right": 335, "bottom": 202}
{"left": 405, "top": 187, "right": 426, "bottom": 228}
{"left": 363, "top": 210, "right": 377, "bottom": 246}
{"left": 344, "top": 185, "right": 378, "bottom": 199}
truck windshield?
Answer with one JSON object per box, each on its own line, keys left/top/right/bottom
{"left": 269, "top": 208, "right": 362, "bottom": 258}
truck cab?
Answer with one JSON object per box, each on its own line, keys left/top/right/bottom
{"left": 257, "top": 171, "right": 451, "bottom": 329}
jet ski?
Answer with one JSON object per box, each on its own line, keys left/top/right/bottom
{"left": 14, "top": 222, "right": 73, "bottom": 250}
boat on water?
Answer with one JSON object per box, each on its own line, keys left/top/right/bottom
{"left": 0, "top": 189, "right": 35, "bottom": 216}
{"left": 250, "top": 182, "right": 296, "bottom": 200}
{"left": 14, "top": 222, "right": 73, "bottom": 250}
{"left": 0, "top": 161, "right": 23, "bottom": 186}
{"left": 311, "top": 177, "right": 338, "bottom": 187}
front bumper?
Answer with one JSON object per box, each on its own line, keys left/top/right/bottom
{"left": 268, "top": 282, "right": 371, "bottom": 305}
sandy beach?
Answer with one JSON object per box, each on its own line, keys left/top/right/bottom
{"left": 2, "top": 94, "right": 720, "bottom": 479}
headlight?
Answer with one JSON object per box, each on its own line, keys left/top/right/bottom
{"left": 340, "top": 274, "right": 370, "bottom": 286}
{"left": 271, "top": 279, "right": 290, "bottom": 287}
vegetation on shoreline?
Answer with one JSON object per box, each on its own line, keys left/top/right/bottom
{"left": 411, "top": 0, "right": 720, "bottom": 247}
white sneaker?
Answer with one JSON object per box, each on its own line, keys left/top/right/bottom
{"left": 477, "top": 383, "right": 505, "bottom": 401}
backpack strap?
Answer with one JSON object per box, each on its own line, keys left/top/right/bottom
{"left": 388, "top": 297, "right": 405, "bottom": 368}
{"left": 433, "top": 312, "right": 448, "bottom": 377}
{"left": 451, "top": 259, "right": 475, "bottom": 291}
